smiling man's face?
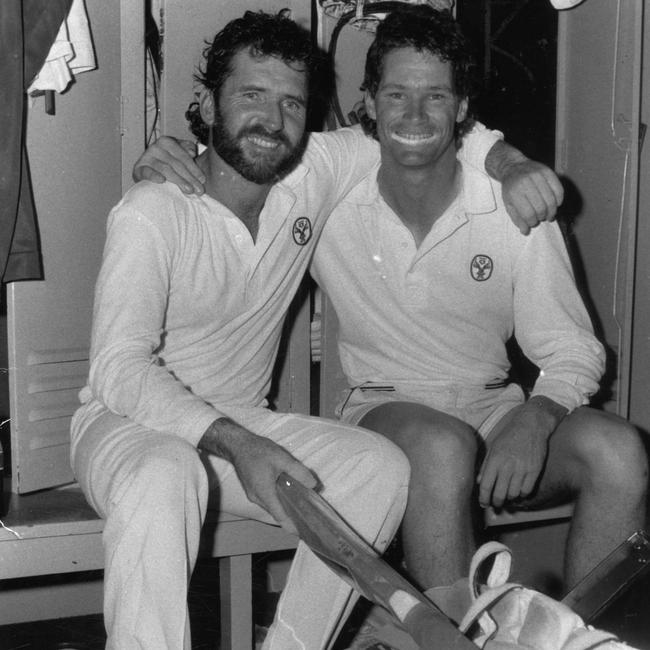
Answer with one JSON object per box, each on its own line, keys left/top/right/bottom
{"left": 365, "top": 47, "right": 468, "bottom": 170}
{"left": 211, "top": 48, "right": 309, "bottom": 184}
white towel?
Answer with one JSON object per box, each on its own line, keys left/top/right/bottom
{"left": 28, "top": 0, "right": 96, "bottom": 94}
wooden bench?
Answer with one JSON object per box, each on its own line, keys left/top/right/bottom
{"left": 0, "top": 484, "right": 297, "bottom": 649}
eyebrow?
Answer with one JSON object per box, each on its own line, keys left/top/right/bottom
{"left": 380, "top": 82, "right": 454, "bottom": 92}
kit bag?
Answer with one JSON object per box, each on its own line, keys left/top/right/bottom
{"left": 455, "top": 541, "right": 636, "bottom": 650}
{"left": 346, "top": 541, "right": 638, "bottom": 650}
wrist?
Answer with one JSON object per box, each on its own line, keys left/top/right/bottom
{"left": 527, "top": 395, "right": 568, "bottom": 427}
{"left": 485, "top": 140, "right": 528, "bottom": 182}
{"left": 198, "top": 417, "right": 250, "bottom": 460}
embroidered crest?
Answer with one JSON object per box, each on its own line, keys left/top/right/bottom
{"left": 470, "top": 254, "right": 493, "bottom": 281}
{"left": 292, "top": 217, "right": 312, "bottom": 245}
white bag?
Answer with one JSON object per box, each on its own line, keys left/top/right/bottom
{"left": 345, "top": 542, "right": 636, "bottom": 650}
{"left": 458, "top": 542, "right": 635, "bottom": 650}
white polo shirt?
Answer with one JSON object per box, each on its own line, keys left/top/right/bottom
{"left": 75, "top": 124, "right": 501, "bottom": 445}
{"left": 311, "top": 159, "right": 605, "bottom": 413}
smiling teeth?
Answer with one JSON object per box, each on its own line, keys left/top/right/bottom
{"left": 248, "top": 136, "right": 279, "bottom": 149}
{"left": 391, "top": 133, "right": 435, "bottom": 145}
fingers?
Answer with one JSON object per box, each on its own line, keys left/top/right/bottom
{"left": 478, "top": 460, "right": 516, "bottom": 509}
{"left": 284, "top": 459, "right": 321, "bottom": 492}
{"left": 502, "top": 163, "right": 565, "bottom": 234}
{"left": 520, "top": 472, "right": 538, "bottom": 500}
{"left": 136, "top": 168, "right": 167, "bottom": 185}
{"left": 261, "top": 494, "right": 298, "bottom": 536}
{"left": 478, "top": 459, "right": 535, "bottom": 509}
{"left": 179, "top": 139, "right": 198, "bottom": 157}
{"left": 526, "top": 169, "right": 563, "bottom": 223}
{"left": 477, "top": 459, "right": 496, "bottom": 509}
{"left": 245, "top": 482, "right": 297, "bottom": 535}
{"left": 539, "top": 165, "right": 564, "bottom": 209}
{"left": 133, "top": 136, "right": 206, "bottom": 195}
{"left": 154, "top": 139, "right": 205, "bottom": 195}
{"left": 509, "top": 179, "right": 555, "bottom": 230}
{"left": 503, "top": 195, "right": 534, "bottom": 235}
{"left": 249, "top": 458, "right": 319, "bottom": 535}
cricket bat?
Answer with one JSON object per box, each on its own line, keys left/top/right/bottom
{"left": 276, "top": 472, "right": 475, "bottom": 649}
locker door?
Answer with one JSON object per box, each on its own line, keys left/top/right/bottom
{"left": 630, "top": 8, "right": 650, "bottom": 431}
{"left": 7, "top": 0, "right": 145, "bottom": 493}
{"left": 555, "top": 0, "right": 643, "bottom": 417}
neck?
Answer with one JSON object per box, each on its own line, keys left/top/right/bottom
{"left": 377, "top": 148, "right": 460, "bottom": 247}
{"left": 198, "top": 147, "right": 271, "bottom": 242}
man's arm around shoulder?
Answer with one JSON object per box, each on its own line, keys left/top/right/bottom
{"left": 485, "top": 140, "right": 564, "bottom": 235}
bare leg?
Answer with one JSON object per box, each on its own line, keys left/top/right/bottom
{"left": 360, "top": 402, "right": 479, "bottom": 589}
{"left": 500, "top": 406, "right": 648, "bottom": 589}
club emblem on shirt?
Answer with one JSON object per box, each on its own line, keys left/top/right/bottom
{"left": 470, "top": 254, "right": 493, "bottom": 281}
{"left": 292, "top": 217, "right": 312, "bottom": 245}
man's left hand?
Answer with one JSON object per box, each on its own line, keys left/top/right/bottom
{"left": 477, "top": 398, "right": 566, "bottom": 509}
{"left": 501, "top": 159, "right": 564, "bottom": 235}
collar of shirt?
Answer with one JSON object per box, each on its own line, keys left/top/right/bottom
{"left": 341, "top": 158, "right": 498, "bottom": 218}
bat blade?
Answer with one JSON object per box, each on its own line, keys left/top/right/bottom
{"left": 276, "top": 473, "right": 475, "bottom": 649}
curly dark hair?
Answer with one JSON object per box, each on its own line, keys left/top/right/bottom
{"left": 361, "top": 4, "right": 476, "bottom": 140}
{"left": 186, "top": 10, "right": 332, "bottom": 144}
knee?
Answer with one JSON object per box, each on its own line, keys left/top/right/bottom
{"left": 574, "top": 413, "right": 648, "bottom": 495}
{"left": 399, "top": 417, "right": 478, "bottom": 486}
{"left": 361, "top": 432, "right": 411, "bottom": 493}
{"left": 134, "top": 436, "right": 209, "bottom": 500}
{"left": 324, "top": 430, "right": 410, "bottom": 507}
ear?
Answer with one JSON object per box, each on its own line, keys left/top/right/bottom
{"left": 199, "top": 88, "right": 216, "bottom": 126}
{"left": 364, "top": 91, "right": 377, "bottom": 121}
{"left": 456, "top": 97, "right": 469, "bottom": 124}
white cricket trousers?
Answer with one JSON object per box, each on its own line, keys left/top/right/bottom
{"left": 70, "top": 403, "right": 409, "bottom": 650}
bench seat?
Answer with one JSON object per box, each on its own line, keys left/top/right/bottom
{"left": 0, "top": 485, "right": 297, "bottom": 649}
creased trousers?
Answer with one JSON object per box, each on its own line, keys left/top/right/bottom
{"left": 70, "top": 402, "right": 410, "bottom": 650}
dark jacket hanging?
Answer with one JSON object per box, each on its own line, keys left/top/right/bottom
{"left": 0, "top": 0, "right": 73, "bottom": 283}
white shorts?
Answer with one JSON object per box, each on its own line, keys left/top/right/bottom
{"left": 337, "top": 381, "right": 526, "bottom": 439}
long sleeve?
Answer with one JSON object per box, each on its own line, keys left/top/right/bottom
{"left": 511, "top": 222, "right": 605, "bottom": 411}
{"left": 85, "top": 205, "right": 222, "bottom": 446}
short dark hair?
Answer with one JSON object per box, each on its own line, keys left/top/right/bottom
{"left": 362, "top": 5, "right": 476, "bottom": 139}
{"left": 186, "top": 10, "right": 332, "bottom": 143}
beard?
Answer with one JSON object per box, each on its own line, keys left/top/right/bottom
{"left": 211, "top": 117, "right": 307, "bottom": 185}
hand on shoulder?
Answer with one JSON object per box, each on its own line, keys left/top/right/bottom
{"left": 132, "top": 136, "right": 206, "bottom": 195}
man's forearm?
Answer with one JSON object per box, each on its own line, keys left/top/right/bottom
{"left": 484, "top": 139, "right": 529, "bottom": 182}
{"left": 198, "top": 416, "right": 251, "bottom": 460}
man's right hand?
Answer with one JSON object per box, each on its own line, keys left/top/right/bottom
{"left": 477, "top": 396, "right": 567, "bottom": 509}
{"left": 132, "top": 136, "right": 206, "bottom": 195}
{"left": 199, "top": 417, "right": 319, "bottom": 534}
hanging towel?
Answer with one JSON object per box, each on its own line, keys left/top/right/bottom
{"left": 28, "top": 0, "right": 96, "bottom": 95}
